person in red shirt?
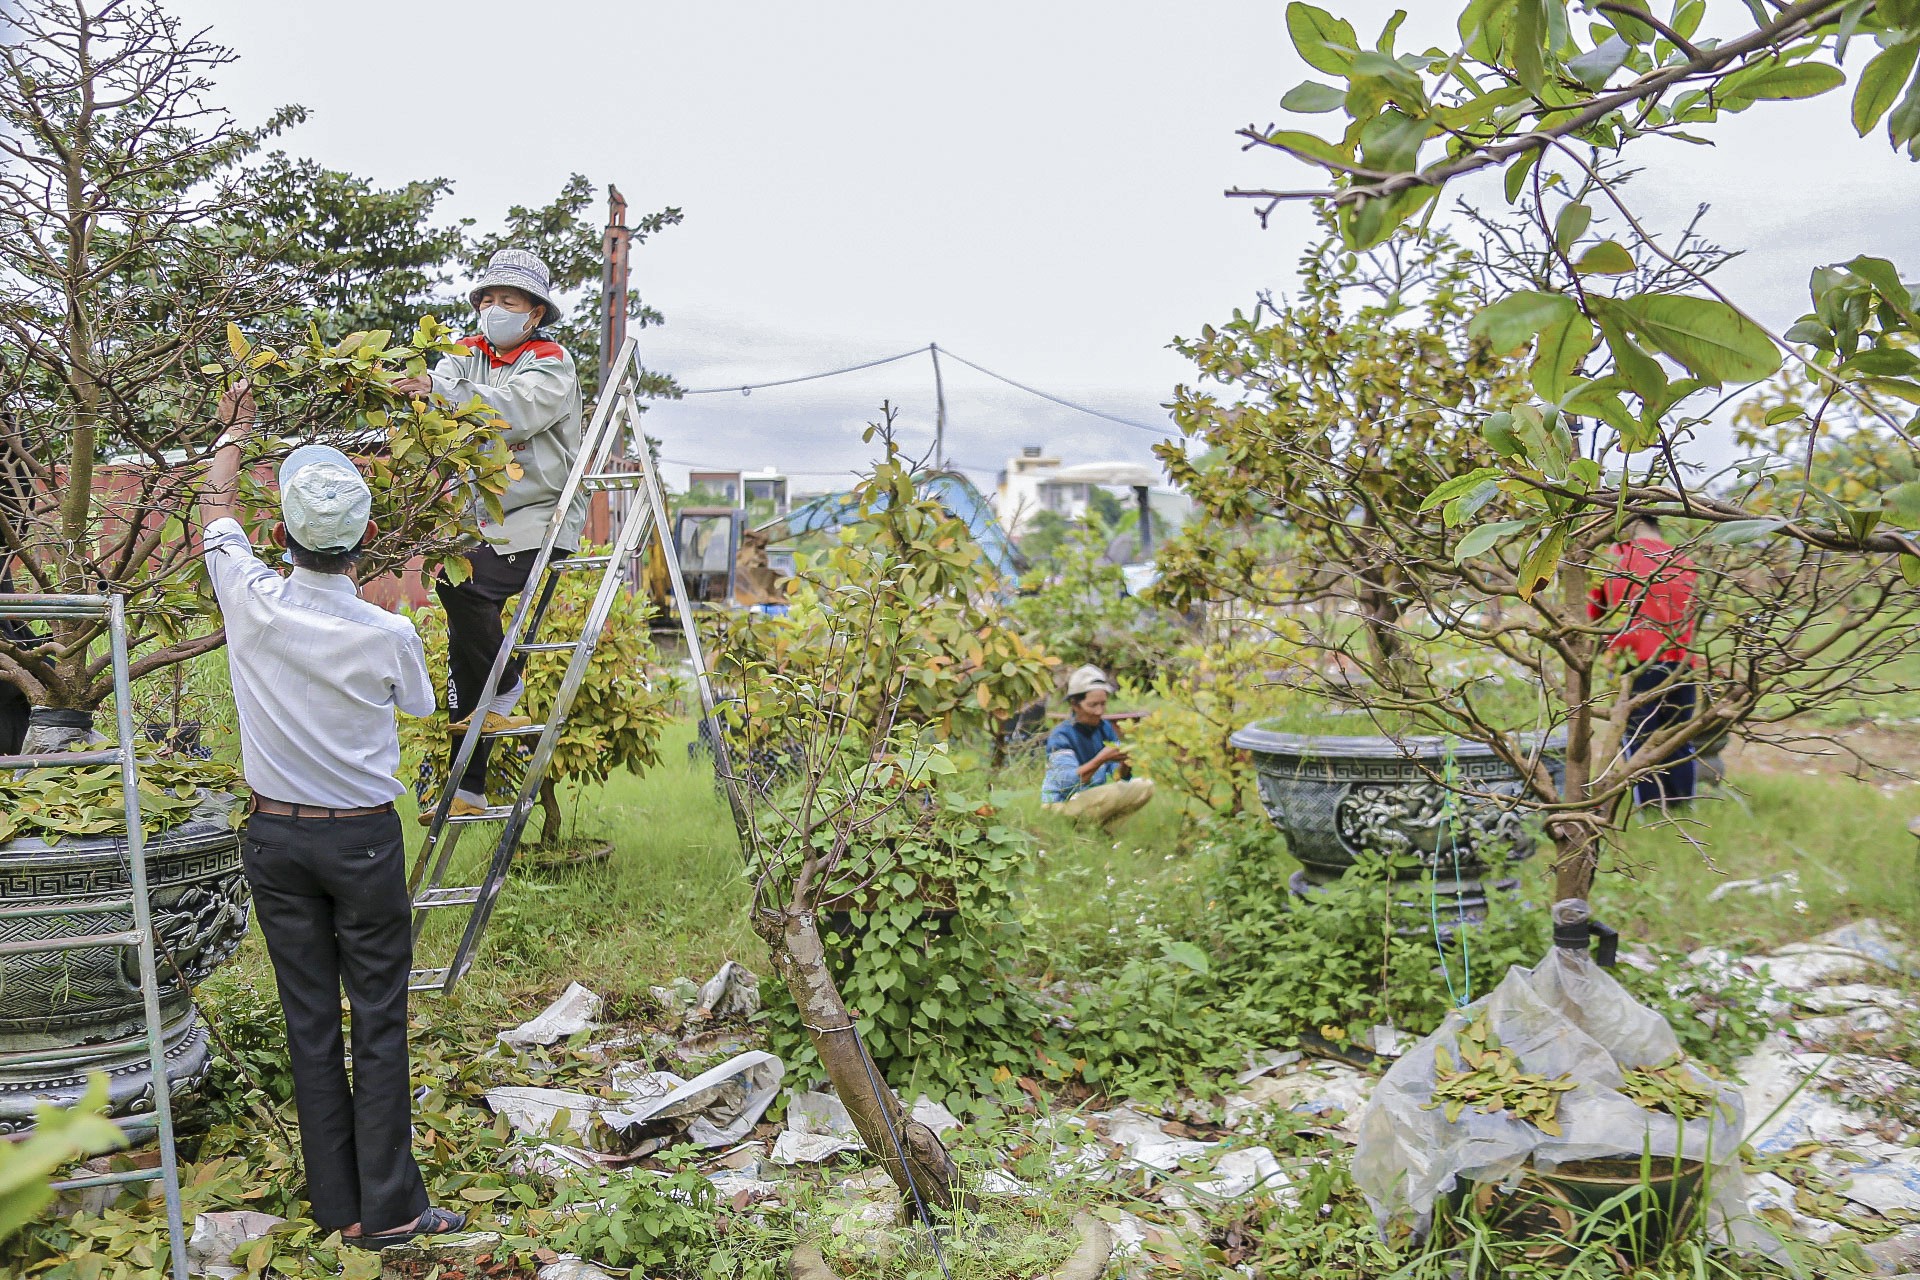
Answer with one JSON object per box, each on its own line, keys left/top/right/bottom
{"left": 1588, "top": 515, "right": 1702, "bottom": 807}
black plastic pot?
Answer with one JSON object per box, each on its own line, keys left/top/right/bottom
{"left": 1450, "top": 1156, "right": 1705, "bottom": 1266}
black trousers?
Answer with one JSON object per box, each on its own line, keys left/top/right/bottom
{"left": 241, "top": 809, "right": 428, "bottom": 1234}
{"left": 434, "top": 545, "right": 564, "bottom": 794}
{"left": 1626, "top": 661, "right": 1698, "bottom": 806}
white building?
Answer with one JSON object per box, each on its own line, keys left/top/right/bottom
{"left": 995, "top": 448, "right": 1190, "bottom": 544}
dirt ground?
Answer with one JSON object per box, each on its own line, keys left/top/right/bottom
{"left": 1726, "top": 720, "right": 1920, "bottom": 792}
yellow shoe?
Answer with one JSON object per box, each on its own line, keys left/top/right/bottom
{"left": 417, "top": 795, "right": 491, "bottom": 826}
{"left": 448, "top": 711, "right": 535, "bottom": 734}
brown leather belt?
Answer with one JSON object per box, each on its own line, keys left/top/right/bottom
{"left": 247, "top": 796, "right": 395, "bottom": 820}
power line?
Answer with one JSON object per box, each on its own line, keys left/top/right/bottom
{"left": 672, "top": 341, "right": 1176, "bottom": 438}
{"left": 937, "top": 347, "right": 1173, "bottom": 437}
{"left": 678, "top": 346, "right": 930, "bottom": 396}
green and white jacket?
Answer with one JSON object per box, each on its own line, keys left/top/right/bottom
{"left": 431, "top": 334, "right": 588, "bottom": 555}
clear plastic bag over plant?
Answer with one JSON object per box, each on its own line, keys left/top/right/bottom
{"left": 1352, "top": 920, "right": 1745, "bottom": 1234}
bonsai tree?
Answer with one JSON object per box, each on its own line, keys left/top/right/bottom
{"left": 1169, "top": 0, "right": 1920, "bottom": 911}
{"left": 0, "top": 0, "right": 515, "bottom": 717}
{"left": 0, "top": 1, "right": 682, "bottom": 722}
{"left": 1157, "top": 214, "right": 1528, "bottom": 670}
{"left": 713, "top": 419, "right": 1056, "bottom": 1212}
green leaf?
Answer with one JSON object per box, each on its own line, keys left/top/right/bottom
{"left": 1885, "top": 57, "right": 1920, "bottom": 155}
{"left": 1512, "top": 0, "right": 1548, "bottom": 96}
{"left": 1420, "top": 466, "right": 1505, "bottom": 513}
{"left": 1782, "top": 317, "right": 1831, "bottom": 347}
{"left": 1844, "top": 254, "right": 1918, "bottom": 326}
{"left": 1703, "top": 518, "right": 1783, "bottom": 545}
{"left": 1615, "top": 294, "right": 1781, "bottom": 384}
{"left": 1721, "top": 60, "right": 1845, "bottom": 108}
{"left": 1885, "top": 480, "right": 1920, "bottom": 528}
{"left": 1455, "top": 519, "right": 1530, "bottom": 564}
{"left": 1553, "top": 202, "right": 1592, "bottom": 252}
{"left": 1853, "top": 38, "right": 1920, "bottom": 135}
{"left": 1902, "top": 553, "right": 1920, "bottom": 586}
{"left": 1483, "top": 411, "right": 1522, "bottom": 456}
{"left": 1359, "top": 109, "right": 1429, "bottom": 172}
{"left": 1517, "top": 524, "right": 1568, "bottom": 600}
{"left": 1504, "top": 148, "right": 1539, "bottom": 203}
{"left": 1261, "top": 129, "right": 1352, "bottom": 167}
{"left": 1469, "top": 290, "right": 1578, "bottom": 354}
{"left": 1282, "top": 80, "right": 1349, "bottom": 112}
{"left": 1163, "top": 940, "right": 1211, "bottom": 975}
{"left": 1568, "top": 35, "right": 1632, "bottom": 89}
{"left": 1532, "top": 309, "right": 1596, "bottom": 402}
{"left": 1575, "top": 240, "right": 1636, "bottom": 275}
{"left": 1353, "top": 50, "right": 1426, "bottom": 102}
{"left": 1763, "top": 402, "right": 1808, "bottom": 425}
{"left": 1841, "top": 346, "right": 1920, "bottom": 378}
{"left": 1287, "top": 2, "right": 1360, "bottom": 75}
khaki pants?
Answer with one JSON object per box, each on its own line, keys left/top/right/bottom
{"left": 1047, "top": 778, "right": 1155, "bottom": 826}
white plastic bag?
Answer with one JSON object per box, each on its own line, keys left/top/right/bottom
{"left": 1352, "top": 938, "right": 1745, "bottom": 1233}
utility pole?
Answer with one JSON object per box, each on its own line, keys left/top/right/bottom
{"left": 598, "top": 185, "right": 631, "bottom": 392}
{"left": 930, "top": 342, "right": 948, "bottom": 470}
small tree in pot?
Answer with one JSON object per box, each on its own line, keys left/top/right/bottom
{"left": 1178, "top": 0, "right": 1920, "bottom": 921}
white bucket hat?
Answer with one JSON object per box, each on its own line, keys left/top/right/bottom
{"left": 278, "top": 444, "right": 371, "bottom": 554}
{"left": 468, "top": 248, "right": 559, "bottom": 323}
{"left": 1066, "top": 665, "right": 1113, "bottom": 699}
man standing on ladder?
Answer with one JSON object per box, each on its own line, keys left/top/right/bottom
{"left": 393, "top": 249, "right": 587, "bottom": 820}
{"left": 200, "top": 382, "right": 466, "bottom": 1247}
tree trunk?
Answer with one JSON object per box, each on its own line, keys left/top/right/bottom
{"left": 538, "top": 775, "right": 562, "bottom": 847}
{"left": 754, "top": 906, "right": 966, "bottom": 1215}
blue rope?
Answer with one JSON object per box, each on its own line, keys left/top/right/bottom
{"left": 1431, "top": 737, "right": 1474, "bottom": 1007}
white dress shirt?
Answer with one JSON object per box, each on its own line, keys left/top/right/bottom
{"left": 204, "top": 517, "right": 435, "bottom": 808}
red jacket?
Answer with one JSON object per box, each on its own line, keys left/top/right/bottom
{"left": 1587, "top": 536, "right": 1699, "bottom": 665}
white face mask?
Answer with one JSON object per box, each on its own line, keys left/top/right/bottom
{"left": 480, "top": 304, "right": 535, "bottom": 350}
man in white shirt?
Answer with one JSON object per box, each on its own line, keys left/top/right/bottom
{"left": 200, "top": 380, "right": 464, "bottom": 1248}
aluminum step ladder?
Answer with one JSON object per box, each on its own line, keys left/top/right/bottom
{"left": 407, "top": 337, "right": 744, "bottom": 994}
{"left": 0, "top": 593, "right": 189, "bottom": 1280}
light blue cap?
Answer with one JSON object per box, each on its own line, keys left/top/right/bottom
{"left": 278, "top": 444, "right": 372, "bottom": 554}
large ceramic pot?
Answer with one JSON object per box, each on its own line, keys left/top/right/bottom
{"left": 0, "top": 791, "right": 249, "bottom": 1133}
{"left": 1230, "top": 723, "right": 1562, "bottom": 918}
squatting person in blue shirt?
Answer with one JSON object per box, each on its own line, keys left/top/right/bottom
{"left": 1040, "top": 665, "right": 1155, "bottom": 827}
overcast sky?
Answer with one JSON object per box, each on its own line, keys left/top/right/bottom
{"left": 168, "top": 0, "right": 1919, "bottom": 494}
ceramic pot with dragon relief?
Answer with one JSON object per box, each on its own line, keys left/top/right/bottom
{"left": 0, "top": 790, "right": 249, "bottom": 1134}
{"left": 1229, "top": 723, "right": 1564, "bottom": 920}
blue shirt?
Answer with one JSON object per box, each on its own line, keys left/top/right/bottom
{"left": 1041, "top": 717, "right": 1120, "bottom": 803}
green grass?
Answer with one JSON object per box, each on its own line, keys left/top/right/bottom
{"left": 1600, "top": 771, "right": 1920, "bottom": 955}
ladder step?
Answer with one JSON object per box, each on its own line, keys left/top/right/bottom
{"left": 482, "top": 723, "right": 547, "bottom": 739}
{"left": 551, "top": 554, "right": 616, "bottom": 571}
{"left": 447, "top": 805, "right": 516, "bottom": 825}
{"left": 513, "top": 641, "right": 576, "bottom": 653}
{"left": 0, "top": 930, "right": 143, "bottom": 958}
{"left": 408, "top": 967, "right": 451, "bottom": 992}
{"left": 413, "top": 886, "right": 482, "bottom": 910}
{"left": 583, "top": 472, "right": 647, "bottom": 490}
{"left": 0, "top": 897, "right": 135, "bottom": 922}
{"left": 0, "top": 749, "right": 124, "bottom": 770}
{"left": 50, "top": 1166, "right": 163, "bottom": 1193}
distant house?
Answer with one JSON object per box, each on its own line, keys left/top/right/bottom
{"left": 994, "top": 446, "right": 1190, "bottom": 544}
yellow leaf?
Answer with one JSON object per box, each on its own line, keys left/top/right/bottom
{"left": 227, "top": 322, "right": 251, "bottom": 361}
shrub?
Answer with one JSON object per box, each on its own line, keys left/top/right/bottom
{"left": 761, "top": 787, "right": 1052, "bottom": 1110}
{"left": 399, "top": 552, "right": 676, "bottom": 843}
